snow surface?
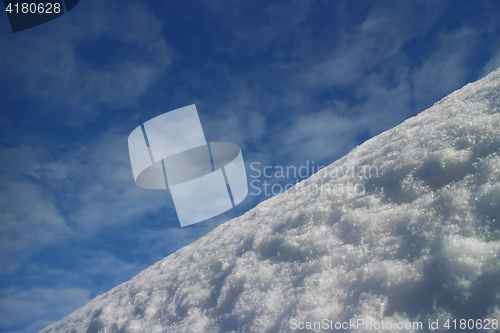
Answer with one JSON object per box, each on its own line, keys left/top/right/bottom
{"left": 41, "top": 69, "right": 500, "bottom": 333}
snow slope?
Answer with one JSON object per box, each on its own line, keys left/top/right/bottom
{"left": 41, "top": 69, "right": 500, "bottom": 333}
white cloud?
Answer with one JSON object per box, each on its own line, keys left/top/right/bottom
{"left": 77, "top": 251, "right": 145, "bottom": 290}
{"left": 0, "top": 147, "right": 73, "bottom": 275}
{"left": 201, "top": 0, "right": 314, "bottom": 55}
{"left": 412, "top": 28, "right": 482, "bottom": 112}
{"left": 0, "top": 1, "right": 171, "bottom": 124}
{"left": 277, "top": 109, "right": 361, "bottom": 165}
{"left": 0, "top": 287, "right": 90, "bottom": 333}
{"left": 354, "top": 69, "right": 413, "bottom": 136}
{"left": 480, "top": 49, "right": 500, "bottom": 79}
{"left": 303, "top": 1, "right": 442, "bottom": 88}
{"left": 0, "top": 179, "right": 70, "bottom": 275}
{"left": 202, "top": 90, "right": 267, "bottom": 146}
{"left": 0, "top": 127, "right": 179, "bottom": 278}
{"left": 47, "top": 131, "right": 175, "bottom": 234}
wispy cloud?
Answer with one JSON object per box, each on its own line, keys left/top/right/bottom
{"left": 0, "top": 1, "right": 171, "bottom": 125}
{"left": 0, "top": 287, "right": 90, "bottom": 333}
{"left": 1, "top": 0, "right": 500, "bottom": 332}
{"left": 0, "top": 147, "right": 73, "bottom": 275}
{"left": 412, "top": 27, "right": 482, "bottom": 112}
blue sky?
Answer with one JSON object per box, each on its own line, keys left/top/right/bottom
{"left": 0, "top": 0, "right": 499, "bottom": 331}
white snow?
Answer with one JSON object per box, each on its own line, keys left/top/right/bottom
{"left": 41, "top": 68, "right": 500, "bottom": 332}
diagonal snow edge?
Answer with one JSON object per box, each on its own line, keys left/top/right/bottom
{"left": 42, "top": 69, "right": 500, "bottom": 333}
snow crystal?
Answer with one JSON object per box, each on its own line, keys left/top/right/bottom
{"left": 41, "top": 68, "right": 500, "bottom": 332}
